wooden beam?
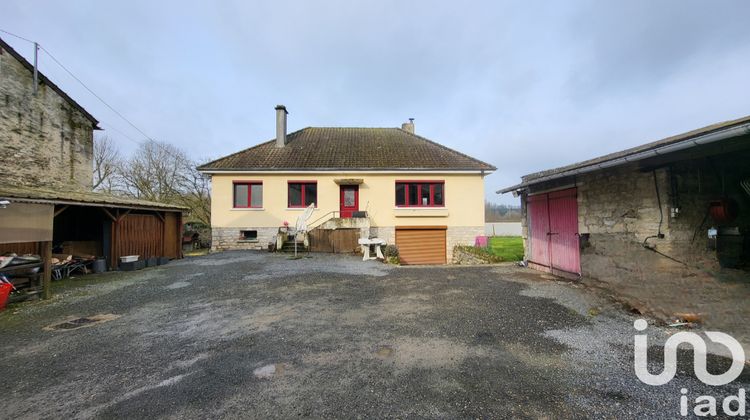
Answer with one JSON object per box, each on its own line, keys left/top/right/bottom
{"left": 101, "top": 207, "right": 117, "bottom": 221}
{"left": 41, "top": 240, "right": 52, "bottom": 300}
{"left": 117, "top": 209, "right": 131, "bottom": 222}
{"left": 154, "top": 211, "right": 165, "bottom": 222}
{"left": 54, "top": 205, "right": 69, "bottom": 217}
{"left": 110, "top": 217, "right": 117, "bottom": 270}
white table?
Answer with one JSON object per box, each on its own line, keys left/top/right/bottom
{"left": 358, "top": 238, "right": 386, "bottom": 261}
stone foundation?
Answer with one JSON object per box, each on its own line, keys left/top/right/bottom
{"left": 213, "top": 224, "right": 484, "bottom": 264}
{"left": 446, "top": 226, "right": 484, "bottom": 262}
{"left": 370, "top": 225, "right": 482, "bottom": 263}
{"left": 211, "top": 227, "right": 278, "bottom": 251}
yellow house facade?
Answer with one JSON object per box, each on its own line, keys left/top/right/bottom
{"left": 199, "top": 106, "right": 495, "bottom": 264}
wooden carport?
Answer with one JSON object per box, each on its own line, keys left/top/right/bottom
{"left": 0, "top": 186, "right": 186, "bottom": 298}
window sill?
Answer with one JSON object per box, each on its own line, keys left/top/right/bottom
{"left": 231, "top": 208, "right": 264, "bottom": 211}
{"left": 286, "top": 207, "right": 318, "bottom": 211}
{"left": 394, "top": 208, "right": 449, "bottom": 217}
{"left": 238, "top": 239, "right": 259, "bottom": 243}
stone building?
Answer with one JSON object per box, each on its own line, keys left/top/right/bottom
{"left": 499, "top": 116, "right": 750, "bottom": 287}
{"left": 0, "top": 36, "right": 185, "bottom": 280}
{"left": 0, "top": 37, "right": 100, "bottom": 190}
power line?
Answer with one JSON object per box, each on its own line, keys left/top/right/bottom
{"left": 100, "top": 122, "right": 146, "bottom": 145}
{"left": 0, "top": 29, "right": 35, "bottom": 44}
{"left": 1, "top": 28, "right": 156, "bottom": 144}
{"left": 38, "top": 45, "right": 157, "bottom": 143}
{"left": 0, "top": 28, "right": 196, "bottom": 163}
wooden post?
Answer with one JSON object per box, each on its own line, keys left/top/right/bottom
{"left": 178, "top": 212, "right": 184, "bottom": 258}
{"left": 110, "top": 209, "right": 118, "bottom": 270}
{"left": 41, "top": 240, "right": 52, "bottom": 299}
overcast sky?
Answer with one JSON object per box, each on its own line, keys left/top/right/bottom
{"left": 2, "top": 1, "right": 749, "bottom": 204}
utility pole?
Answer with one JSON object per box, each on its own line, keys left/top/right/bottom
{"left": 32, "top": 42, "right": 38, "bottom": 96}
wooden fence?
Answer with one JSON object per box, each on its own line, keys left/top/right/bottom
{"left": 308, "top": 228, "right": 360, "bottom": 253}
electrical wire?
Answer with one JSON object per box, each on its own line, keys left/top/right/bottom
{"left": 38, "top": 45, "right": 156, "bottom": 143}
{"left": 0, "top": 28, "right": 199, "bottom": 166}
{"left": 641, "top": 169, "right": 688, "bottom": 266}
{"left": 0, "top": 29, "right": 35, "bottom": 44}
{"left": 1, "top": 28, "right": 155, "bottom": 145}
{"left": 642, "top": 170, "right": 664, "bottom": 245}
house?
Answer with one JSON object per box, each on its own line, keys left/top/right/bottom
{"left": 0, "top": 36, "right": 184, "bottom": 297}
{"left": 498, "top": 116, "right": 750, "bottom": 288}
{"left": 198, "top": 105, "right": 495, "bottom": 264}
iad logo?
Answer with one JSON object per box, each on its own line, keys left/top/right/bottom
{"left": 634, "top": 319, "right": 745, "bottom": 386}
{"left": 633, "top": 319, "right": 747, "bottom": 417}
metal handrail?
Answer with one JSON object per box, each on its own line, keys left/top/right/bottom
{"left": 307, "top": 210, "right": 340, "bottom": 230}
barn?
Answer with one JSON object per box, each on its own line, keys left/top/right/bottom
{"left": 499, "top": 116, "right": 750, "bottom": 288}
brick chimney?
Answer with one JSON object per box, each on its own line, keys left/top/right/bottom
{"left": 401, "top": 118, "right": 415, "bottom": 134}
{"left": 275, "top": 105, "right": 288, "bottom": 147}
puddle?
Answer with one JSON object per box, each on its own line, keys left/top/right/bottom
{"left": 253, "top": 363, "right": 286, "bottom": 379}
{"left": 44, "top": 314, "right": 120, "bottom": 331}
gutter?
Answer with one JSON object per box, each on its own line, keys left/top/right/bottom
{"left": 497, "top": 122, "right": 750, "bottom": 194}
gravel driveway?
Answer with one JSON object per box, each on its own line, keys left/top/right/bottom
{"left": 1, "top": 251, "right": 747, "bottom": 419}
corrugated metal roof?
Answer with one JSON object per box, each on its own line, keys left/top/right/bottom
{"left": 498, "top": 115, "right": 750, "bottom": 194}
{"left": 0, "top": 185, "right": 186, "bottom": 211}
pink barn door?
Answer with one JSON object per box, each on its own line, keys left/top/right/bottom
{"left": 526, "top": 188, "right": 580, "bottom": 277}
{"left": 527, "top": 194, "right": 550, "bottom": 268}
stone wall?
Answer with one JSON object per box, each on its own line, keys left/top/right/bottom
{"left": 446, "top": 226, "right": 484, "bottom": 262}
{"left": 212, "top": 227, "right": 278, "bottom": 251}
{"left": 0, "top": 43, "right": 95, "bottom": 189}
{"left": 215, "top": 223, "right": 482, "bottom": 263}
{"left": 520, "top": 154, "right": 749, "bottom": 283}
{"left": 452, "top": 246, "right": 499, "bottom": 265}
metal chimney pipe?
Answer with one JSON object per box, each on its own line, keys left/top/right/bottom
{"left": 33, "top": 42, "right": 39, "bottom": 96}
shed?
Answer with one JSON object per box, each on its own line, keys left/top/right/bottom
{"left": 498, "top": 115, "right": 750, "bottom": 284}
{"left": 0, "top": 186, "right": 185, "bottom": 297}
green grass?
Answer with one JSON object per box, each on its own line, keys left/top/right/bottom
{"left": 487, "top": 236, "right": 524, "bottom": 261}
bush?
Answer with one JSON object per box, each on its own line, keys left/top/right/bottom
{"left": 384, "top": 244, "right": 399, "bottom": 258}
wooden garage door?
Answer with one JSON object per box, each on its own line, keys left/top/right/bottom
{"left": 396, "top": 226, "right": 447, "bottom": 265}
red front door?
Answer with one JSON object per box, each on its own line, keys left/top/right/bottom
{"left": 340, "top": 185, "right": 359, "bottom": 218}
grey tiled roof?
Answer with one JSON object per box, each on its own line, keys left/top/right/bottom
{"left": 198, "top": 127, "right": 496, "bottom": 171}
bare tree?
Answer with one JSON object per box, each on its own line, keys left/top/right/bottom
{"left": 117, "top": 140, "right": 211, "bottom": 225}
{"left": 118, "top": 140, "right": 187, "bottom": 202}
{"left": 92, "top": 135, "right": 121, "bottom": 192}
{"left": 176, "top": 163, "right": 211, "bottom": 226}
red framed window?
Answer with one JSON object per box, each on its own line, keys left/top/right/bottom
{"left": 288, "top": 181, "right": 317, "bottom": 208}
{"left": 233, "top": 181, "right": 263, "bottom": 208}
{"left": 395, "top": 181, "right": 445, "bottom": 207}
